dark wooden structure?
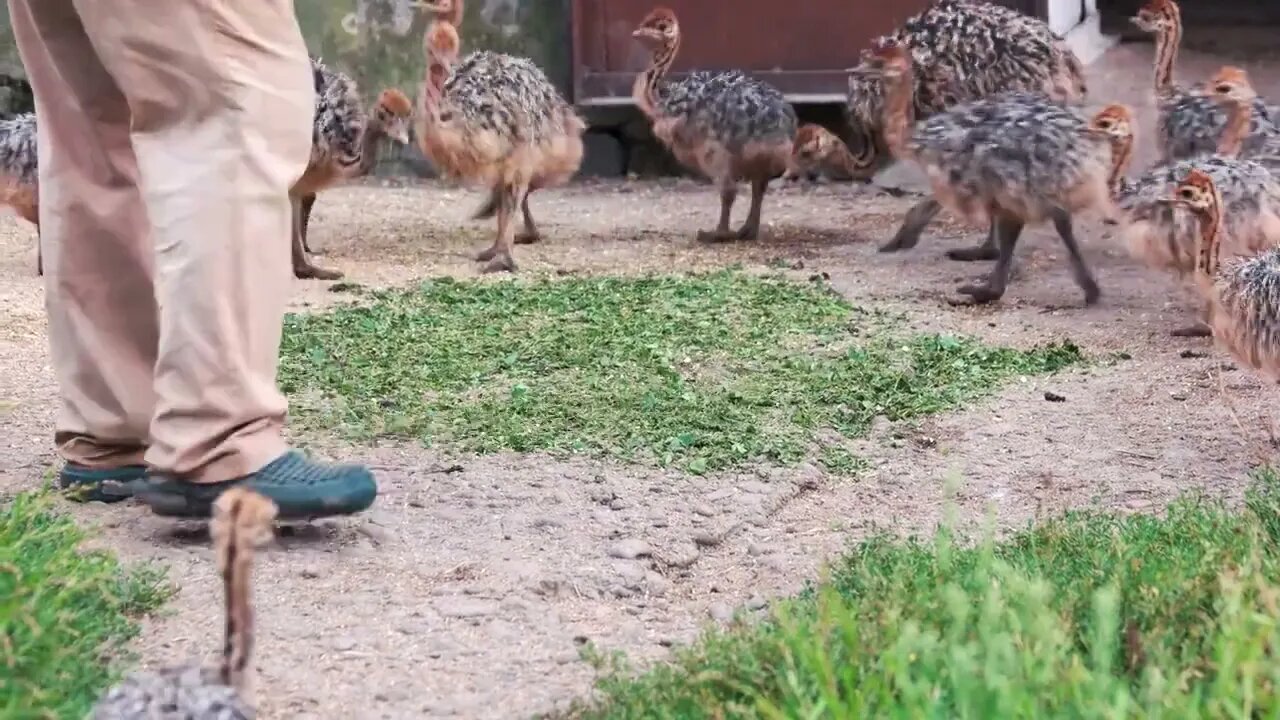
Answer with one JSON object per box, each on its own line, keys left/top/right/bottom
{"left": 1098, "top": 0, "right": 1280, "bottom": 37}
{"left": 569, "top": 0, "right": 1051, "bottom": 108}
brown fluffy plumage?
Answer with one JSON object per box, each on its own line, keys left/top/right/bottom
{"left": 89, "top": 489, "right": 277, "bottom": 720}
{"left": 416, "top": 7, "right": 584, "bottom": 273}
{"left": 632, "top": 6, "right": 797, "bottom": 243}
{"left": 863, "top": 40, "right": 1128, "bottom": 306}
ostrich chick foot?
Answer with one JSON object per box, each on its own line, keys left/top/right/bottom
{"left": 294, "top": 263, "right": 344, "bottom": 281}
{"left": 955, "top": 282, "right": 1005, "bottom": 304}
{"left": 514, "top": 231, "right": 542, "bottom": 245}
{"left": 696, "top": 229, "right": 738, "bottom": 243}
{"left": 481, "top": 253, "right": 517, "bottom": 273}
{"left": 1170, "top": 322, "right": 1211, "bottom": 337}
{"left": 946, "top": 244, "right": 999, "bottom": 262}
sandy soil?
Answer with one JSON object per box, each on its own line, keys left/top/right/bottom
{"left": 1, "top": 43, "right": 1279, "bottom": 719}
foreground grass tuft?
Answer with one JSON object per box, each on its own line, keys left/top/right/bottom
{"left": 279, "top": 271, "right": 1080, "bottom": 472}
{"left": 560, "top": 470, "right": 1280, "bottom": 719}
{"left": 0, "top": 493, "right": 172, "bottom": 718}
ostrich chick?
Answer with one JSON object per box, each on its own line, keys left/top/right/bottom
{"left": 417, "top": 17, "right": 584, "bottom": 272}
{"left": 294, "top": 57, "right": 414, "bottom": 280}
{"left": 1132, "top": 0, "right": 1278, "bottom": 162}
{"left": 863, "top": 39, "right": 1129, "bottom": 306}
{"left": 1172, "top": 170, "right": 1280, "bottom": 381}
{"left": 89, "top": 489, "right": 277, "bottom": 719}
{"left": 0, "top": 112, "right": 38, "bottom": 273}
{"left": 632, "top": 7, "right": 797, "bottom": 243}
{"left": 1117, "top": 66, "right": 1280, "bottom": 336}
{"left": 790, "top": 124, "right": 868, "bottom": 183}
{"left": 795, "top": 0, "right": 1087, "bottom": 261}
{"left": 413, "top": 0, "right": 566, "bottom": 247}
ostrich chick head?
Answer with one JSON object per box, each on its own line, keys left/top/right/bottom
{"left": 424, "top": 20, "right": 461, "bottom": 64}
{"left": 1131, "top": 0, "right": 1179, "bottom": 33}
{"left": 632, "top": 7, "right": 679, "bottom": 47}
{"left": 792, "top": 124, "right": 840, "bottom": 167}
{"left": 1206, "top": 66, "right": 1257, "bottom": 107}
{"left": 1171, "top": 169, "right": 1219, "bottom": 216}
{"left": 410, "top": 0, "right": 461, "bottom": 23}
{"left": 375, "top": 89, "right": 414, "bottom": 145}
{"left": 1088, "top": 104, "right": 1135, "bottom": 145}
{"left": 852, "top": 38, "right": 912, "bottom": 81}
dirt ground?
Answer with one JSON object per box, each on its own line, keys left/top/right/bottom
{"left": 2, "top": 43, "right": 1280, "bottom": 719}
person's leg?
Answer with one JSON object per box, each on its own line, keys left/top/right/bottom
{"left": 71, "top": 0, "right": 375, "bottom": 517}
{"left": 10, "top": 0, "right": 157, "bottom": 502}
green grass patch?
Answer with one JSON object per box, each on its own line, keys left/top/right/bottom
{"left": 0, "top": 493, "right": 172, "bottom": 718}
{"left": 279, "top": 271, "right": 1080, "bottom": 473}
{"left": 559, "top": 470, "right": 1280, "bottom": 719}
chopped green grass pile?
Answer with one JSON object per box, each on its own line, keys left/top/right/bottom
{"left": 0, "top": 493, "right": 172, "bottom": 718}
{"left": 560, "top": 470, "right": 1280, "bottom": 719}
{"left": 279, "top": 271, "right": 1080, "bottom": 472}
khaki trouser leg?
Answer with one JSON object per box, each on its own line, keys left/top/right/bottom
{"left": 9, "top": 0, "right": 157, "bottom": 468}
{"left": 16, "top": 0, "right": 315, "bottom": 482}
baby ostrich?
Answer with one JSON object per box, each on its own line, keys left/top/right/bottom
{"left": 1171, "top": 169, "right": 1280, "bottom": 381}
{"left": 89, "top": 488, "right": 277, "bottom": 719}
{"left": 416, "top": 13, "right": 584, "bottom": 272}
{"left": 790, "top": 124, "right": 866, "bottom": 182}
{"left": 293, "top": 57, "right": 414, "bottom": 280}
{"left": 793, "top": 0, "right": 1086, "bottom": 261}
{"left": 1132, "top": 0, "right": 1278, "bottom": 162}
{"left": 0, "top": 112, "right": 38, "bottom": 273}
{"left": 632, "top": 7, "right": 797, "bottom": 243}
{"left": 1118, "top": 66, "right": 1280, "bottom": 336}
{"left": 864, "top": 39, "right": 1130, "bottom": 306}
{"left": 413, "top": 0, "right": 568, "bottom": 247}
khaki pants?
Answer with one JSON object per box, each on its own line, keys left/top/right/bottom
{"left": 10, "top": 0, "right": 314, "bottom": 482}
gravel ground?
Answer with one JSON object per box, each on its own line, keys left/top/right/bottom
{"left": 1, "top": 43, "right": 1278, "bottom": 718}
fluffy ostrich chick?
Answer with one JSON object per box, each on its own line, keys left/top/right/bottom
{"left": 1117, "top": 66, "right": 1280, "bottom": 336}
{"left": 632, "top": 7, "right": 797, "bottom": 243}
{"left": 294, "top": 57, "right": 414, "bottom": 280}
{"left": 863, "top": 39, "right": 1130, "bottom": 306}
{"left": 417, "top": 18, "right": 584, "bottom": 272}
{"left": 89, "top": 489, "right": 277, "bottom": 719}
{"left": 1172, "top": 169, "right": 1280, "bottom": 381}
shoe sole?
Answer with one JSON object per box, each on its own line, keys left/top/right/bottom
{"left": 136, "top": 486, "right": 376, "bottom": 520}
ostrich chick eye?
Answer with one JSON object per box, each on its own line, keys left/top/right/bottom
{"left": 1215, "top": 84, "right": 1233, "bottom": 93}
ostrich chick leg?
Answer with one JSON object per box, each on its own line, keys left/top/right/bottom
{"left": 290, "top": 194, "right": 343, "bottom": 280}
{"left": 1049, "top": 209, "right": 1101, "bottom": 306}
{"left": 696, "top": 183, "right": 737, "bottom": 243}
{"left": 881, "top": 198, "right": 941, "bottom": 253}
{"left": 477, "top": 183, "right": 524, "bottom": 273}
{"left": 734, "top": 177, "right": 768, "bottom": 240}
{"left": 880, "top": 199, "right": 998, "bottom": 261}
{"left": 946, "top": 221, "right": 999, "bottom": 262}
{"left": 514, "top": 192, "right": 541, "bottom": 245}
{"left": 957, "top": 214, "right": 1023, "bottom": 304}
{"left": 299, "top": 193, "right": 318, "bottom": 254}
